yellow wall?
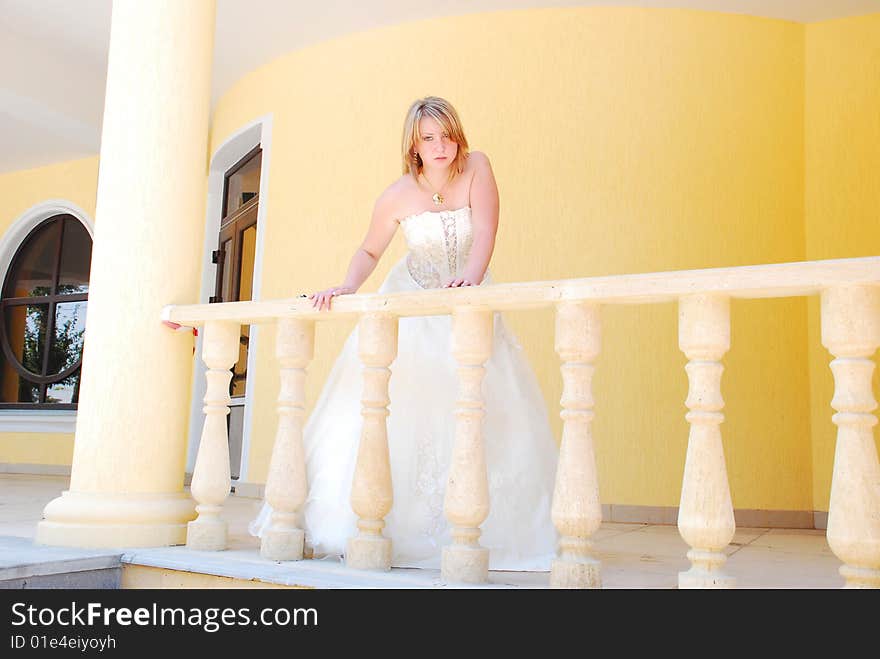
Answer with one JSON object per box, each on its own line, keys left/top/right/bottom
{"left": 0, "top": 156, "right": 98, "bottom": 230}
{"left": 211, "top": 7, "right": 813, "bottom": 511}
{"left": 805, "top": 14, "right": 880, "bottom": 512}
{"left": 6, "top": 9, "right": 876, "bottom": 517}
{"left": 0, "top": 432, "right": 74, "bottom": 465}
{"left": 0, "top": 155, "right": 99, "bottom": 466}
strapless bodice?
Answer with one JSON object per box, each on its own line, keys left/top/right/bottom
{"left": 400, "top": 206, "right": 475, "bottom": 289}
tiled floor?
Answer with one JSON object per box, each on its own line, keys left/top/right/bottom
{"left": 0, "top": 473, "right": 844, "bottom": 588}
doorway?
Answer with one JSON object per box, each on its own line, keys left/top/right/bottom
{"left": 211, "top": 146, "right": 261, "bottom": 480}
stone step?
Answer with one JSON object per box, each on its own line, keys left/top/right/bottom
{"left": 119, "top": 545, "right": 549, "bottom": 589}
{"left": 0, "top": 536, "right": 122, "bottom": 589}
{"left": 1, "top": 535, "right": 536, "bottom": 589}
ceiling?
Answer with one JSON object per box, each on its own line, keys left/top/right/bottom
{"left": 1, "top": 0, "right": 877, "bottom": 174}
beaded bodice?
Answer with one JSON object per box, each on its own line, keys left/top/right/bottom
{"left": 400, "top": 206, "right": 474, "bottom": 289}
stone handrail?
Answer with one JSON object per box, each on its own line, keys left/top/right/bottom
{"left": 165, "top": 256, "right": 880, "bottom": 324}
{"left": 162, "top": 255, "right": 880, "bottom": 588}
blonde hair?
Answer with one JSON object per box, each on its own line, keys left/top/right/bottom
{"left": 401, "top": 96, "right": 469, "bottom": 179}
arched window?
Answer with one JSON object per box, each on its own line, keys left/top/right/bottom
{"left": 0, "top": 215, "right": 91, "bottom": 408}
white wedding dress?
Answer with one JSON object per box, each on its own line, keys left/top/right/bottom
{"left": 250, "top": 206, "right": 559, "bottom": 570}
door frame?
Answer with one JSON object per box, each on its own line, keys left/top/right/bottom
{"left": 185, "top": 115, "right": 273, "bottom": 484}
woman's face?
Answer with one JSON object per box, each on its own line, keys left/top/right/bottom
{"left": 415, "top": 115, "right": 457, "bottom": 172}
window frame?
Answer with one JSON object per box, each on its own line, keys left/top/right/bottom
{"left": 0, "top": 214, "right": 91, "bottom": 410}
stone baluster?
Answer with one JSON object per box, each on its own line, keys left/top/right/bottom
{"left": 442, "top": 308, "right": 494, "bottom": 584}
{"left": 551, "top": 302, "right": 603, "bottom": 588}
{"left": 187, "top": 320, "right": 240, "bottom": 550}
{"left": 346, "top": 313, "right": 398, "bottom": 570}
{"left": 821, "top": 285, "right": 880, "bottom": 588}
{"left": 261, "top": 318, "right": 315, "bottom": 561}
{"left": 677, "top": 295, "right": 736, "bottom": 588}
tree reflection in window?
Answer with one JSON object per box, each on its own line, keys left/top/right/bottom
{"left": 0, "top": 215, "right": 91, "bottom": 407}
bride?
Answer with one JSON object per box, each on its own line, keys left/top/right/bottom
{"left": 250, "top": 96, "right": 558, "bottom": 570}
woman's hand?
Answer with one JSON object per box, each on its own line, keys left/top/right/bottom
{"left": 442, "top": 278, "right": 473, "bottom": 288}
{"left": 308, "top": 285, "right": 356, "bottom": 311}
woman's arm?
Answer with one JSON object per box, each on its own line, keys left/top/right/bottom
{"left": 452, "top": 151, "right": 499, "bottom": 287}
{"left": 310, "top": 189, "right": 399, "bottom": 310}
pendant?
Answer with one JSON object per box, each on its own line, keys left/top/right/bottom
{"left": 432, "top": 192, "right": 443, "bottom": 205}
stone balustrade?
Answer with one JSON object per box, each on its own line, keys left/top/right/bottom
{"left": 163, "top": 256, "right": 880, "bottom": 588}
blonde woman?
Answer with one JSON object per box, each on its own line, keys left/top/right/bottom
{"left": 251, "top": 96, "right": 558, "bottom": 570}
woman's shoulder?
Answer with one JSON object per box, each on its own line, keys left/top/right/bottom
{"left": 373, "top": 174, "right": 418, "bottom": 218}
{"left": 377, "top": 174, "right": 417, "bottom": 204}
{"left": 465, "top": 150, "right": 491, "bottom": 169}
{"left": 388, "top": 173, "right": 418, "bottom": 192}
{"left": 462, "top": 151, "right": 492, "bottom": 181}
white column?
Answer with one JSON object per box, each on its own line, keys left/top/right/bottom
{"left": 821, "top": 285, "right": 880, "bottom": 588}
{"left": 186, "top": 321, "right": 239, "bottom": 550}
{"left": 37, "top": 0, "right": 216, "bottom": 548}
{"left": 551, "top": 302, "right": 602, "bottom": 588}
{"left": 346, "top": 314, "right": 398, "bottom": 570}
{"left": 442, "top": 308, "right": 493, "bottom": 584}
{"left": 677, "top": 294, "right": 736, "bottom": 588}
{"left": 261, "top": 319, "right": 314, "bottom": 561}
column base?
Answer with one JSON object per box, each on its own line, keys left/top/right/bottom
{"left": 550, "top": 557, "right": 602, "bottom": 589}
{"left": 840, "top": 564, "right": 880, "bottom": 589}
{"left": 441, "top": 545, "right": 489, "bottom": 584}
{"left": 345, "top": 534, "right": 391, "bottom": 571}
{"left": 678, "top": 568, "right": 736, "bottom": 589}
{"left": 35, "top": 490, "right": 195, "bottom": 548}
{"left": 261, "top": 528, "right": 305, "bottom": 561}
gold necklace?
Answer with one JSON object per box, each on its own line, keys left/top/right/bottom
{"left": 421, "top": 172, "right": 451, "bottom": 206}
